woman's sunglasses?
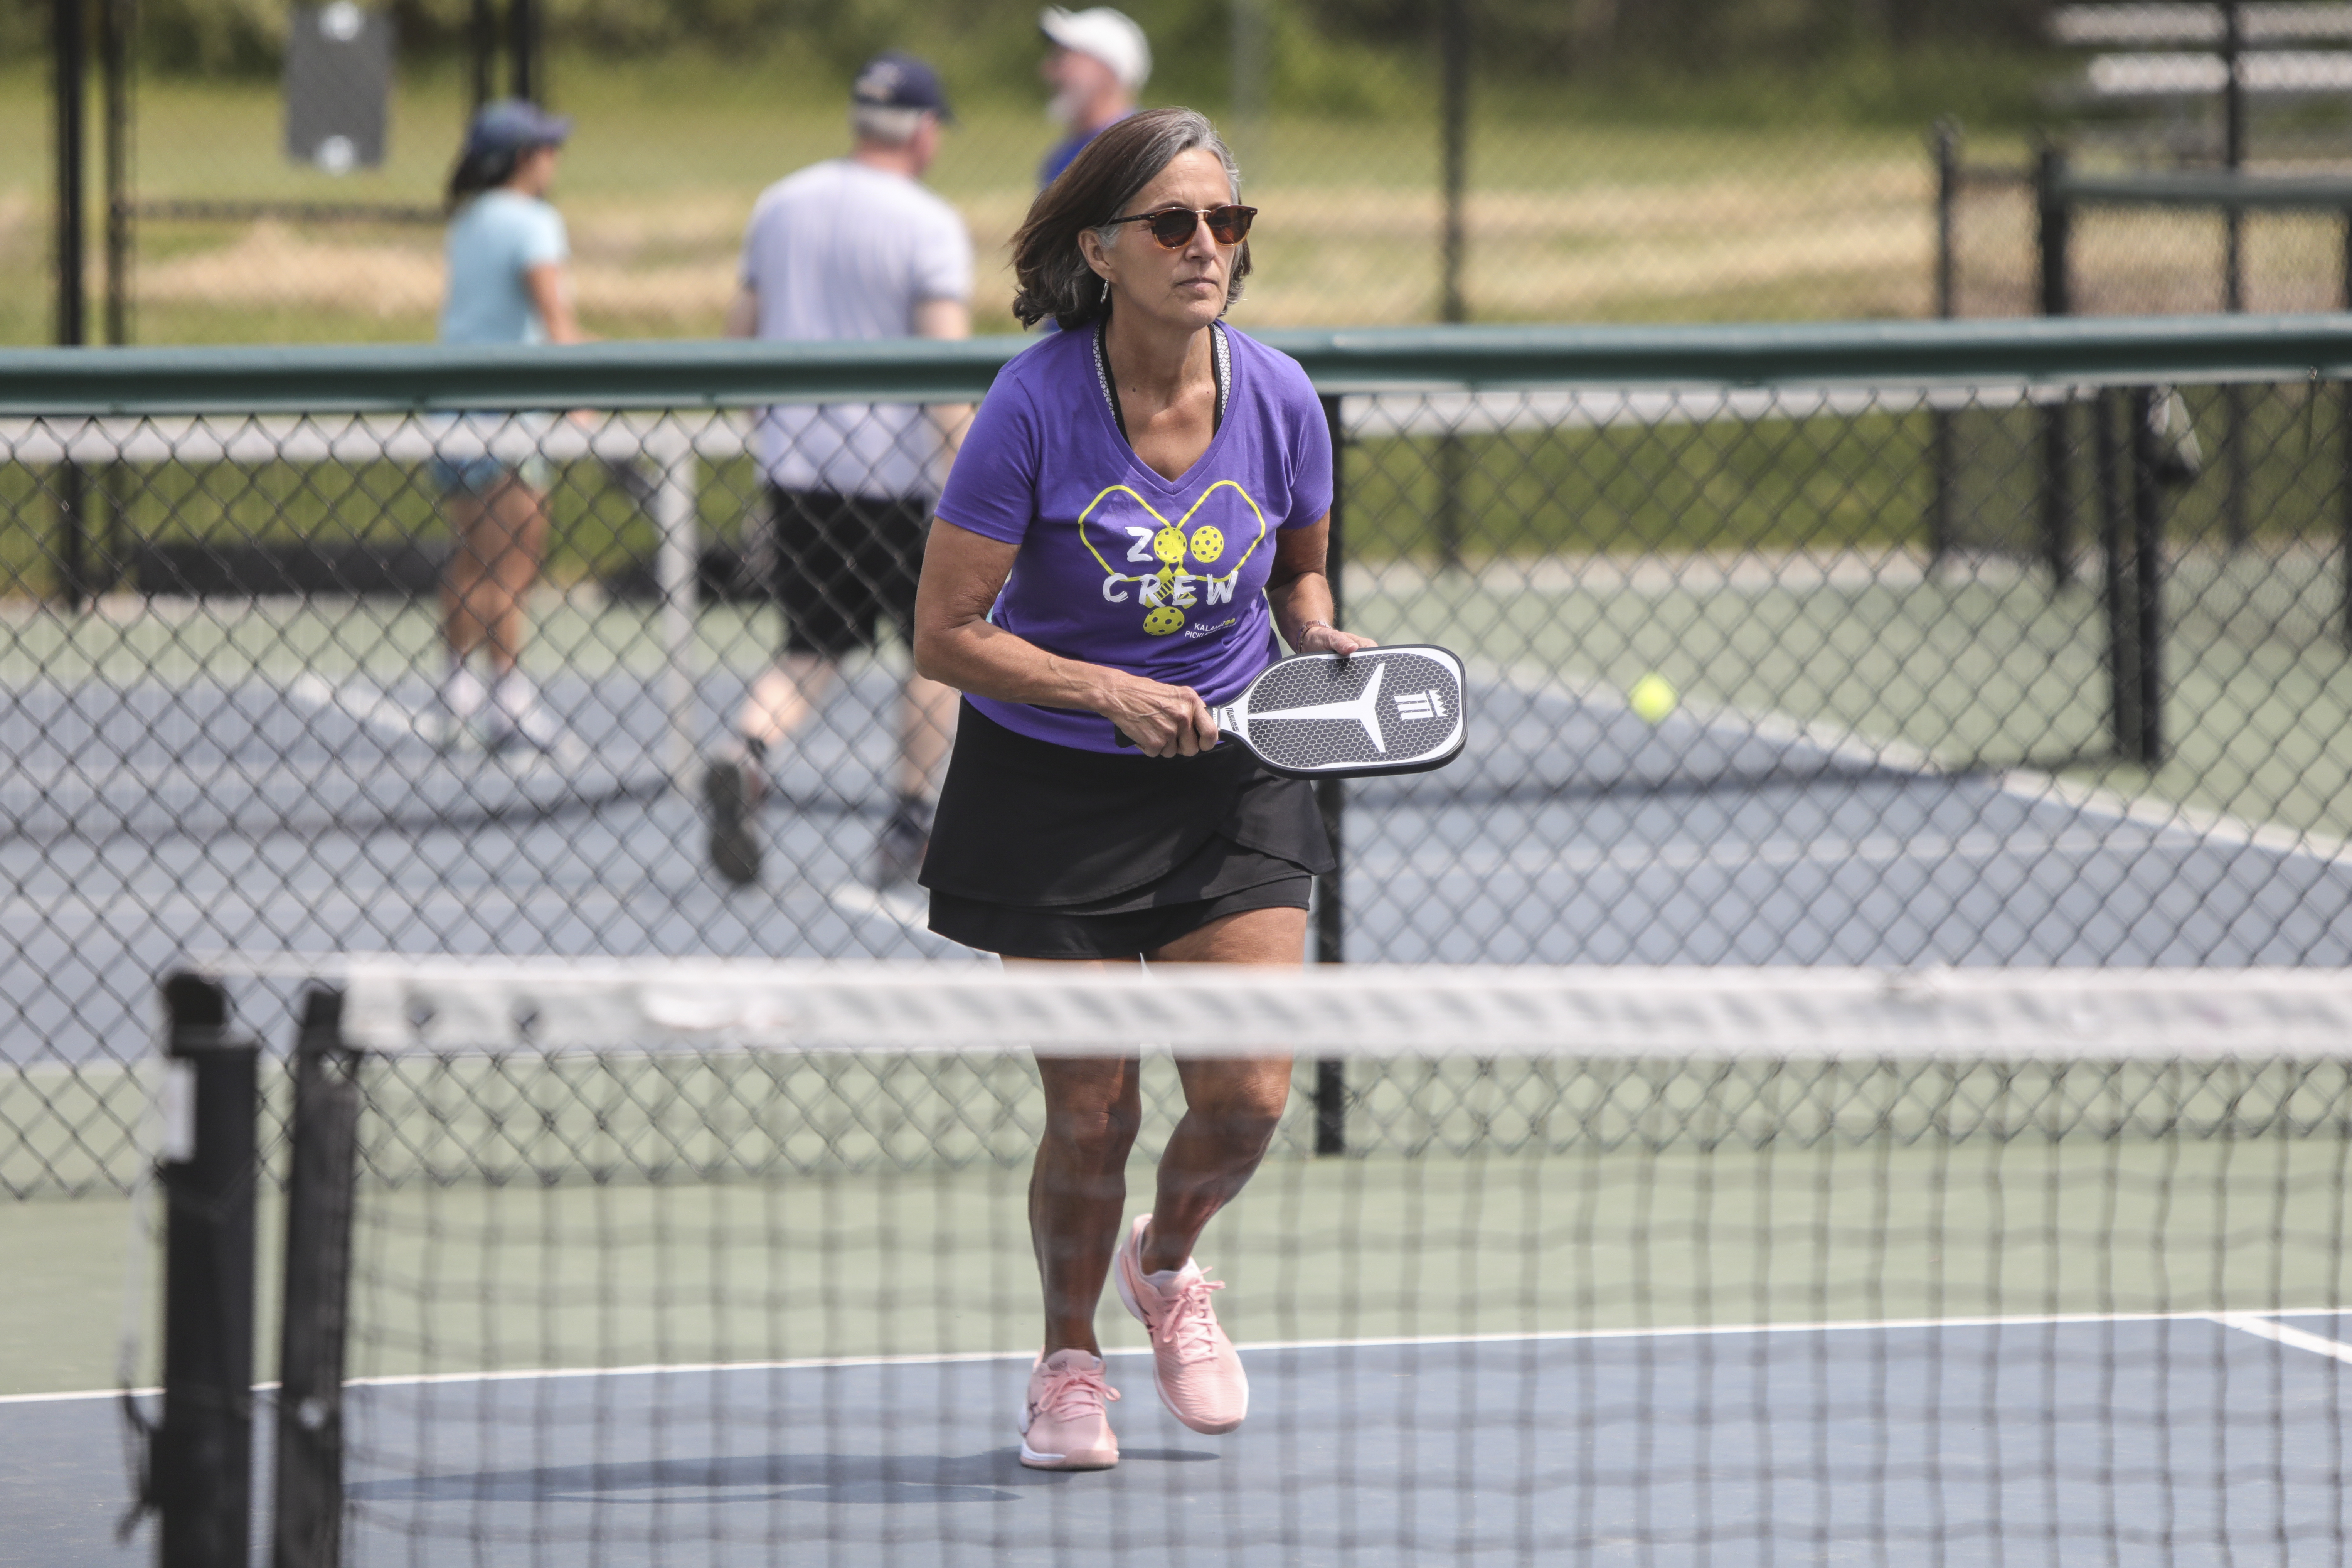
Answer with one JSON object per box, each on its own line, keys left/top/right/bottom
{"left": 1103, "top": 204, "right": 1258, "bottom": 249}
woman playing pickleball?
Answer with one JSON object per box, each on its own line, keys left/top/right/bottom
{"left": 911, "top": 107, "right": 1375, "bottom": 1471}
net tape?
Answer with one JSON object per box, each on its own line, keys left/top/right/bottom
{"left": 195, "top": 955, "right": 2352, "bottom": 1061}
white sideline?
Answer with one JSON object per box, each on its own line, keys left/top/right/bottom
{"left": 2214, "top": 1311, "right": 2352, "bottom": 1364}
{"left": 1471, "top": 655, "right": 2352, "bottom": 872}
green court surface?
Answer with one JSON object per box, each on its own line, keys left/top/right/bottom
{"left": 1354, "top": 547, "right": 2352, "bottom": 847}
{"left": 338, "top": 1137, "right": 2352, "bottom": 1383}
{"left": 8, "top": 1079, "right": 2347, "bottom": 1398}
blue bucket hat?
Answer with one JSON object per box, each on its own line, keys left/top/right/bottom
{"left": 463, "top": 98, "right": 573, "bottom": 159}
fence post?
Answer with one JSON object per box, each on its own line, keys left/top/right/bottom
{"left": 2342, "top": 212, "right": 2352, "bottom": 647}
{"left": 648, "top": 419, "right": 700, "bottom": 790}
{"left": 274, "top": 987, "right": 360, "bottom": 1568}
{"left": 1313, "top": 392, "right": 1347, "bottom": 1157}
{"left": 507, "top": 0, "right": 538, "bottom": 103}
{"left": 2221, "top": 0, "right": 2250, "bottom": 549}
{"left": 2126, "top": 388, "right": 2169, "bottom": 763}
{"left": 1432, "top": 0, "right": 1470, "bottom": 572}
{"left": 1928, "top": 118, "right": 1960, "bottom": 566}
{"left": 2095, "top": 390, "right": 2140, "bottom": 758}
{"left": 99, "top": 0, "right": 128, "bottom": 347}
{"left": 469, "top": 0, "right": 494, "bottom": 108}
{"left": 2034, "top": 144, "right": 2076, "bottom": 587}
{"left": 154, "top": 971, "right": 259, "bottom": 1568}
{"left": 53, "top": 0, "right": 90, "bottom": 609}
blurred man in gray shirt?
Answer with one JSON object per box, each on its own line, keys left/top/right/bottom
{"left": 705, "top": 52, "right": 973, "bottom": 890}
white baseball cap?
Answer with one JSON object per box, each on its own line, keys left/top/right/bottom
{"left": 1039, "top": 7, "right": 1152, "bottom": 93}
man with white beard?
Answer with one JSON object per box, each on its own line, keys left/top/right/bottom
{"left": 1036, "top": 7, "right": 1151, "bottom": 189}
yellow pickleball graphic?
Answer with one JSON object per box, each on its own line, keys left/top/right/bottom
{"left": 1189, "top": 524, "right": 1225, "bottom": 563}
{"left": 1143, "top": 606, "right": 1185, "bottom": 635}
{"left": 1152, "top": 526, "right": 1185, "bottom": 565}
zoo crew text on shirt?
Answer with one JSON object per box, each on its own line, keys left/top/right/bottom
{"left": 934, "top": 326, "right": 1334, "bottom": 755}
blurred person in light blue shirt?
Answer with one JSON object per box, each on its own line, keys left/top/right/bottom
{"left": 432, "top": 98, "right": 583, "bottom": 752}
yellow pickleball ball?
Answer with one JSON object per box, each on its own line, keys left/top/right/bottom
{"left": 1628, "top": 673, "right": 1678, "bottom": 725}
{"left": 1152, "top": 526, "right": 1185, "bottom": 565}
{"left": 1143, "top": 606, "right": 1185, "bottom": 636}
{"left": 1189, "top": 524, "right": 1225, "bottom": 563}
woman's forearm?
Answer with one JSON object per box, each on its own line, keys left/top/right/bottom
{"left": 1264, "top": 569, "right": 1336, "bottom": 651}
{"left": 916, "top": 618, "right": 1124, "bottom": 714}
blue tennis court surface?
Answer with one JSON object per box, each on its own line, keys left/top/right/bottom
{"left": 10, "top": 666, "right": 2352, "bottom": 1071}
{"left": 9, "top": 1311, "right": 2351, "bottom": 1566}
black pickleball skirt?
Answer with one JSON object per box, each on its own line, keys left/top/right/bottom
{"left": 920, "top": 701, "right": 1335, "bottom": 960}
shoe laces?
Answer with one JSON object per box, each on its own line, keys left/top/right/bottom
{"left": 1035, "top": 1360, "right": 1119, "bottom": 1422}
{"left": 1153, "top": 1273, "right": 1227, "bottom": 1365}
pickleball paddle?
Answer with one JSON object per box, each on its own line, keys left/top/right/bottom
{"left": 1113, "top": 645, "right": 1467, "bottom": 778}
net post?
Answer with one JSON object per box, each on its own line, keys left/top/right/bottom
{"left": 272, "top": 985, "right": 359, "bottom": 1568}
{"left": 2128, "top": 387, "right": 2168, "bottom": 764}
{"left": 2035, "top": 143, "right": 2076, "bottom": 588}
{"left": 154, "top": 971, "right": 259, "bottom": 1568}
{"left": 1313, "top": 391, "right": 1348, "bottom": 1157}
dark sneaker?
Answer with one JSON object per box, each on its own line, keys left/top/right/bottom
{"left": 873, "top": 798, "right": 932, "bottom": 888}
{"left": 703, "top": 750, "right": 764, "bottom": 886}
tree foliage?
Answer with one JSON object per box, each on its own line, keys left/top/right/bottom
{"left": 42, "top": 0, "right": 2056, "bottom": 97}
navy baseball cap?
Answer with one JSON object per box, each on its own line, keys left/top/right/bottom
{"left": 463, "top": 98, "right": 572, "bottom": 158}
{"left": 852, "top": 52, "right": 955, "bottom": 123}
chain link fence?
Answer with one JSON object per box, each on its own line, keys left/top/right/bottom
{"left": 6, "top": 321, "right": 2352, "bottom": 1196}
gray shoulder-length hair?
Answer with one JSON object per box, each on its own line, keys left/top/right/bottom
{"left": 1010, "top": 107, "right": 1248, "bottom": 332}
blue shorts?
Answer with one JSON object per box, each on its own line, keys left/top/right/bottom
{"left": 431, "top": 453, "right": 552, "bottom": 496}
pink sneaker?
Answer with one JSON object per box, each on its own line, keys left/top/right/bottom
{"left": 1018, "top": 1349, "right": 1120, "bottom": 1470}
{"left": 1113, "top": 1214, "right": 1248, "bottom": 1434}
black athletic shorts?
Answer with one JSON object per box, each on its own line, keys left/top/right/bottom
{"left": 921, "top": 701, "right": 1334, "bottom": 961}
{"left": 766, "top": 486, "right": 931, "bottom": 659}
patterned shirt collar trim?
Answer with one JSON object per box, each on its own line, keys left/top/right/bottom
{"left": 1091, "top": 318, "right": 1230, "bottom": 447}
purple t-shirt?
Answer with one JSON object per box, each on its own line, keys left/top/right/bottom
{"left": 934, "top": 323, "right": 1333, "bottom": 752}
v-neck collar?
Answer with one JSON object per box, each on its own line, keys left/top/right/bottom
{"left": 1089, "top": 319, "right": 1231, "bottom": 490}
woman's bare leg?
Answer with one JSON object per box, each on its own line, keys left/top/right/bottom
{"left": 1030, "top": 1043, "right": 1143, "bottom": 1358}
{"left": 1020, "top": 902, "right": 1303, "bottom": 1350}
{"left": 1135, "top": 905, "right": 1304, "bottom": 1272}
{"left": 441, "top": 477, "right": 548, "bottom": 674}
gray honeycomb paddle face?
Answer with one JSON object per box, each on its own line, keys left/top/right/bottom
{"left": 1225, "top": 646, "right": 1468, "bottom": 778}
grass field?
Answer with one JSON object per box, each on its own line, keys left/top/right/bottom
{"left": 0, "top": 59, "right": 1966, "bottom": 347}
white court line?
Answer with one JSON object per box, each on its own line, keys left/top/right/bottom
{"left": 2214, "top": 1311, "right": 2352, "bottom": 1364}
{"left": 288, "top": 673, "right": 443, "bottom": 747}
{"left": 0, "top": 1385, "right": 159, "bottom": 1407}
{"left": 287, "top": 674, "right": 591, "bottom": 773}
{"left": 7, "top": 1305, "right": 2304, "bottom": 1406}
{"left": 1471, "top": 658, "right": 2352, "bottom": 870}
